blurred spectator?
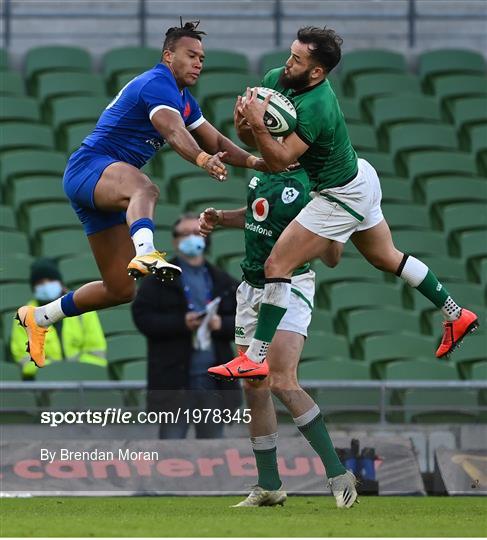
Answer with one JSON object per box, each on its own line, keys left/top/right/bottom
{"left": 11, "top": 258, "right": 107, "bottom": 378}
{"left": 132, "top": 212, "right": 241, "bottom": 439}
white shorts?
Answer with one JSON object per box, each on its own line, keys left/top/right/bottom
{"left": 235, "top": 271, "right": 315, "bottom": 346}
{"left": 295, "top": 158, "right": 384, "bottom": 243}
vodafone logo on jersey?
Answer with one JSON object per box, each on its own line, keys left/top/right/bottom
{"left": 252, "top": 198, "right": 269, "bottom": 222}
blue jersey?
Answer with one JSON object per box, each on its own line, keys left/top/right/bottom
{"left": 82, "top": 63, "right": 204, "bottom": 169}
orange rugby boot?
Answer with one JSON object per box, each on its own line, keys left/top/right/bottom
{"left": 436, "top": 308, "right": 479, "bottom": 358}
{"left": 15, "top": 305, "right": 48, "bottom": 367}
{"left": 127, "top": 250, "right": 181, "bottom": 281}
{"left": 208, "top": 352, "right": 269, "bottom": 381}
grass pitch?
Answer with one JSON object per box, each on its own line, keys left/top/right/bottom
{"left": 1, "top": 496, "right": 486, "bottom": 537}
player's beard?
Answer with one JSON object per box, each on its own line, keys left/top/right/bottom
{"left": 278, "top": 68, "right": 313, "bottom": 91}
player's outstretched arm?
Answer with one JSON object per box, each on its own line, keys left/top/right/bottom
{"left": 151, "top": 108, "right": 228, "bottom": 181}
{"left": 199, "top": 207, "right": 246, "bottom": 237}
{"left": 191, "top": 120, "right": 267, "bottom": 172}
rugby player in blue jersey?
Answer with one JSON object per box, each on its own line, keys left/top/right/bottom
{"left": 16, "top": 21, "right": 266, "bottom": 368}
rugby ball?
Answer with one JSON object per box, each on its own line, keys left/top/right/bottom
{"left": 244, "top": 87, "right": 297, "bottom": 136}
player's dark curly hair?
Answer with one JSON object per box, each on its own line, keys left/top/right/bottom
{"left": 297, "top": 26, "right": 343, "bottom": 73}
{"left": 163, "top": 18, "right": 206, "bottom": 52}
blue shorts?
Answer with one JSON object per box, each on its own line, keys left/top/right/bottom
{"left": 63, "top": 146, "right": 127, "bottom": 236}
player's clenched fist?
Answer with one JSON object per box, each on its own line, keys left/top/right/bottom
{"left": 199, "top": 207, "right": 221, "bottom": 237}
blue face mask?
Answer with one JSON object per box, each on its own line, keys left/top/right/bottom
{"left": 178, "top": 234, "right": 205, "bottom": 258}
{"left": 34, "top": 281, "right": 63, "bottom": 302}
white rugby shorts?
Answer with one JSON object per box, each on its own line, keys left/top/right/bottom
{"left": 295, "top": 158, "right": 384, "bottom": 243}
{"left": 235, "top": 271, "right": 315, "bottom": 346}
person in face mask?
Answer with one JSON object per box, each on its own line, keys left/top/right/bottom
{"left": 131, "top": 213, "right": 242, "bottom": 439}
{"left": 10, "top": 258, "right": 107, "bottom": 379}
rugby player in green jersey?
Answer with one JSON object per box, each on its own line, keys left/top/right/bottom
{"left": 200, "top": 165, "right": 356, "bottom": 508}
{"left": 210, "top": 26, "right": 478, "bottom": 383}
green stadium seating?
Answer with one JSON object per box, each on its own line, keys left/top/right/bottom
{"left": 0, "top": 362, "right": 22, "bottom": 381}
{"left": 372, "top": 95, "right": 442, "bottom": 148}
{"left": 98, "top": 307, "right": 137, "bottom": 337}
{"left": 347, "top": 123, "right": 378, "bottom": 151}
{"left": 154, "top": 203, "right": 183, "bottom": 228}
{"left": 0, "top": 72, "right": 25, "bottom": 95}
{"left": 209, "top": 229, "right": 245, "bottom": 264}
{"left": 441, "top": 203, "right": 487, "bottom": 240}
{"left": 23, "top": 202, "right": 80, "bottom": 239}
{"left": 122, "top": 360, "right": 147, "bottom": 380}
{"left": 415, "top": 255, "right": 467, "bottom": 283}
{"left": 469, "top": 124, "right": 487, "bottom": 175}
{"left": 302, "top": 331, "right": 350, "bottom": 361}
{"left": 0, "top": 149, "right": 65, "bottom": 187}
{"left": 9, "top": 176, "right": 65, "bottom": 212}
{"left": 102, "top": 46, "right": 160, "bottom": 92}
{"left": 0, "top": 254, "right": 32, "bottom": 284}
{"left": 0, "top": 204, "right": 16, "bottom": 230}
{"left": 193, "top": 72, "right": 260, "bottom": 109}
{"left": 1, "top": 231, "right": 29, "bottom": 256}
{"left": 36, "top": 362, "right": 109, "bottom": 381}
{"left": 392, "top": 230, "right": 447, "bottom": 257}
{"left": 48, "top": 95, "right": 109, "bottom": 135}
{"left": 1, "top": 391, "right": 38, "bottom": 422}
{"left": 222, "top": 255, "right": 243, "bottom": 281}
{"left": 112, "top": 70, "right": 141, "bottom": 93}
{"left": 320, "top": 281, "right": 403, "bottom": 315}
{"left": 405, "top": 281, "right": 485, "bottom": 314}
{"left": 203, "top": 50, "right": 249, "bottom": 74}
{"left": 62, "top": 121, "right": 96, "bottom": 153}
{"left": 388, "top": 123, "right": 459, "bottom": 174}
{"left": 175, "top": 177, "right": 246, "bottom": 210}
{"left": 448, "top": 333, "right": 487, "bottom": 377}
{"left": 352, "top": 72, "right": 421, "bottom": 117}
{"left": 402, "top": 388, "right": 478, "bottom": 423}
{"left": 471, "top": 361, "right": 487, "bottom": 380}
{"left": 358, "top": 151, "right": 395, "bottom": 176}
{"left": 299, "top": 357, "right": 370, "bottom": 380}
{"left": 380, "top": 177, "right": 413, "bottom": 203}
{"left": 406, "top": 152, "right": 478, "bottom": 185}
{"left": 339, "top": 98, "right": 363, "bottom": 123}
{"left": 0, "top": 283, "right": 31, "bottom": 314}
{"left": 453, "top": 229, "right": 487, "bottom": 261}
{"left": 58, "top": 253, "right": 100, "bottom": 289}
{"left": 153, "top": 229, "right": 175, "bottom": 257}
{"left": 340, "top": 49, "right": 407, "bottom": 93}
{"left": 382, "top": 202, "right": 430, "bottom": 230}
{"left": 36, "top": 72, "right": 107, "bottom": 110}
{"left": 432, "top": 74, "right": 487, "bottom": 118}
{"left": 0, "top": 48, "right": 9, "bottom": 70}
{"left": 159, "top": 151, "right": 205, "bottom": 188}
{"left": 25, "top": 46, "right": 92, "bottom": 92}
{"left": 209, "top": 96, "right": 237, "bottom": 130}
{"left": 0, "top": 122, "right": 54, "bottom": 153}
{"left": 36, "top": 229, "right": 88, "bottom": 259}
{"left": 471, "top": 257, "right": 487, "bottom": 285}
{"left": 344, "top": 307, "right": 421, "bottom": 345}
{"left": 0, "top": 96, "right": 40, "bottom": 122}
{"left": 308, "top": 309, "right": 334, "bottom": 334}
{"left": 419, "top": 49, "right": 486, "bottom": 93}
{"left": 328, "top": 74, "right": 343, "bottom": 99}
{"left": 259, "top": 49, "right": 289, "bottom": 75}
{"left": 452, "top": 97, "right": 487, "bottom": 148}
{"left": 107, "top": 333, "right": 146, "bottom": 379}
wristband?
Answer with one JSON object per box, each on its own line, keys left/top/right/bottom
{"left": 196, "top": 151, "right": 211, "bottom": 168}
{"left": 217, "top": 210, "right": 224, "bottom": 225}
{"left": 246, "top": 155, "right": 258, "bottom": 168}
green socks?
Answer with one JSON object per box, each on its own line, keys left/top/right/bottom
{"left": 253, "top": 448, "right": 282, "bottom": 491}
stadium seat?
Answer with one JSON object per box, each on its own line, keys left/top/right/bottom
{"left": 406, "top": 152, "right": 478, "bottom": 185}
{"left": 340, "top": 49, "right": 407, "bottom": 93}
{"left": 344, "top": 307, "right": 421, "bottom": 345}
{"left": 469, "top": 124, "right": 487, "bottom": 175}
{"left": 0, "top": 48, "right": 8, "bottom": 70}
{"left": 209, "top": 229, "right": 245, "bottom": 264}
{"left": 447, "top": 333, "right": 487, "bottom": 377}
{"left": 62, "top": 121, "right": 96, "bottom": 153}
{"left": 0, "top": 254, "right": 33, "bottom": 284}
{"left": 451, "top": 97, "right": 487, "bottom": 148}
{"left": 0, "top": 149, "right": 65, "bottom": 187}
{"left": 0, "top": 205, "right": 16, "bottom": 230}
{"left": 0, "top": 362, "right": 22, "bottom": 381}
{"left": 209, "top": 96, "right": 238, "bottom": 130}
{"left": 193, "top": 72, "right": 260, "bottom": 109}
{"left": 259, "top": 49, "right": 289, "bottom": 75}
{"left": 58, "top": 253, "right": 100, "bottom": 289}
{"left": 153, "top": 229, "right": 175, "bottom": 257}
{"left": 352, "top": 72, "right": 421, "bottom": 117}
{"left": 372, "top": 95, "right": 442, "bottom": 148}
{"left": 320, "top": 281, "right": 403, "bottom": 315}
{"left": 102, "top": 46, "right": 160, "bottom": 92}
{"left": 471, "top": 257, "right": 487, "bottom": 285}
{"left": 111, "top": 70, "right": 142, "bottom": 93}
{"left": 36, "top": 362, "right": 109, "bottom": 381}
{"left": 347, "top": 123, "right": 378, "bottom": 151}
{"left": 203, "top": 50, "right": 249, "bottom": 74}
{"left": 25, "top": 45, "right": 92, "bottom": 92}
{"left": 339, "top": 98, "right": 363, "bottom": 123}
{"left": 1, "top": 391, "right": 38, "bottom": 422}
{"left": 1, "top": 231, "right": 30, "bottom": 256}
{"left": 0, "top": 96, "right": 40, "bottom": 122}
{"left": 470, "top": 361, "right": 487, "bottom": 381}
{"left": 308, "top": 309, "right": 334, "bottom": 334}
{"left": 380, "top": 177, "right": 413, "bottom": 203}
{"left": 414, "top": 255, "right": 467, "bottom": 284}
{"left": 222, "top": 255, "right": 244, "bottom": 281}
{"left": 453, "top": 229, "right": 487, "bottom": 261}
{"left": 302, "top": 331, "right": 350, "bottom": 361}
{"left": 388, "top": 123, "right": 459, "bottom": 174}
{"left": 23, "top": 202, "right": 80, "bottom": 239}
{"left": 432, "top": 74, "right": 487, "bottom": 118}
{"left": 159, "top": 151, "right": 205, "bottom": 188}
{"left": 0, "top": 283, "right": 31, "bottom": 314}
{"left": 9, "top": 176, "right": 66, "bottom": 212}
{"left": 299, "top": 357, "right": 370, "bottom": 380}
{"left": 122, "top": 360, "right": 147, "bottom": 380}
{"left": 107, "top": 334, "right": 146, "bottom": 379}
{"left": 405, "top": 281, "right": 485, "bottom": 314}
{"left": 153, "top": 203, "right": 183, "bottom": 228}
{"left": 98, "top": 308, "right": 137, "bottom": 337}
{"left": 0, "top": 122, "right": 54, "bottom": 153}
{"left": 36, "top": 72, "right": 107, "bottom": 110}
{"left": 0, "top": 71, "right": 25, "bottom": 95}
{"left": 382, "top": 203, "right": 431, "bottom": 230}
{"left": 36, "top": 229, "right": 88, "bottom": 259}
{"left": 419, "top": 49, "right": 486, "bottom": 93}
{"left": 48, "top": 95, "right": 109, "bottom": 136}
{"left": 392, "top": 230, "right": 447, "bottom": 257}
{"left": 358, "top": 151, "right": 395, "bottom": 176}
{"left": 441, "top": 203, "right": 487, "bottom": 240}
{"left": 403, "top": 388, "right": 478, "bottom": 423}
{"left": 175, "top": 177, "right": 246, "bottom": 210}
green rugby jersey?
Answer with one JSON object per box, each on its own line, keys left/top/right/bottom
{"left": 262, "top": 67, "right": 358, "bottom": 192}
{"left": 241, "top": 167, "right": 311, "bottom": 287}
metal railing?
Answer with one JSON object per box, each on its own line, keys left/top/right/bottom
{"left": 2, "top": 0, "right": 486, "bottom": 50}
{"left": 2, "top": 380, "right": 486, "bottom": 425}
